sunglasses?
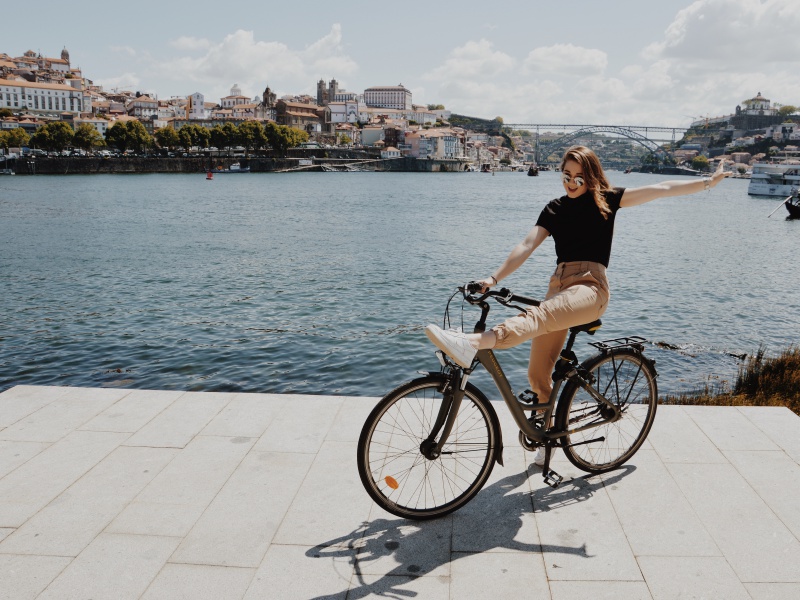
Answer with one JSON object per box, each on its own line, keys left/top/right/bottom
{"left": 562, "top": 174, "right": 585, "bottom": 187}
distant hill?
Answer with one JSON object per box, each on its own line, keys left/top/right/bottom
{"left": 448, "top": 114, "right": 504, "bottom": 134}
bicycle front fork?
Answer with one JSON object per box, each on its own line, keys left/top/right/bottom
{"left": 420, "top": 368, "right": 466, "bottom": 460}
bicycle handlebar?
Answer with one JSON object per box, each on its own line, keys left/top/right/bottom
{"left": 459, "top": 282, "right": 541, "bottom": 308}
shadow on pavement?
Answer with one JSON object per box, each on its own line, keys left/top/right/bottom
{"left": 306, "top": 463, "right": 636, "bottom": 599}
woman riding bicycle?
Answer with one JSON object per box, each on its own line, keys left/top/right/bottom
{"left": 426, "top": 145, "right": 727, "bottom": 434}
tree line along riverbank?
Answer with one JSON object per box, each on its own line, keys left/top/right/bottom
{"left": 8, "top": 149, "right": 472, "bottom": 175}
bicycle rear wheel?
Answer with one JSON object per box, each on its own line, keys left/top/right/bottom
{"left": 357, "top": 375, "right": 500, "bottom": 520}
{"left": 556, "top": 350, "right": 657, "bottom": 473}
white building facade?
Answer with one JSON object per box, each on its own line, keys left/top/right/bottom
{"left": 364, "top": 85, "right": 412, "bottom": 110}
{"left": 188, "top": 92, "right": 206, "bottom": 119}
{"left": 0, "top": 79, "right": 84, "bottom": 115}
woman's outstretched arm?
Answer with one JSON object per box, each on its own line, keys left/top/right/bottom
{"left": 620, "top": 160, "right": 728, "bottom": 208}
{"left": 478, "top": 225, "right": 550, "bottom": 289}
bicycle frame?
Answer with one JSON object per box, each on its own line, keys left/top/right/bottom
{"left": 427, "top": 288, "right": 644, "bottom": 464}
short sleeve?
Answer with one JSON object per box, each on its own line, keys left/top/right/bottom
{"left": 606, "top": 187, "right": 625, "bottom": 212}
{"left": 535, "top": 201, "right": 558, "bottom": 235}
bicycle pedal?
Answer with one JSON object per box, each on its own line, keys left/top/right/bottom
{"left": 543, "top": 469, "right": 563, "bottom": 489}
{"left": 518, "top": 389, "right": 538, "bottom": 404}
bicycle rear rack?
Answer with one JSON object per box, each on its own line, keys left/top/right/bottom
{"left": 589, "top": 335, "right": 647, "bottom": 353}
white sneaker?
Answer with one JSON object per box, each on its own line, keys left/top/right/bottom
{"left": 424, "top": 324, "right": 477, "bottom": 369}
{"left": 533, "top": 446, "right": 546, "bottom": 466}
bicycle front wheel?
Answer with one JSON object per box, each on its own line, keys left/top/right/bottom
{"left": 357, "top": 375, "right": 500, "bottom": 520}
{"left": 556, "top": 350, "right": 658, "bottom": 473}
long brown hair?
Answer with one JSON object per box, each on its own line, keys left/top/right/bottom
{"left": 560, "top": 145, "right": 613, "bottom": 219}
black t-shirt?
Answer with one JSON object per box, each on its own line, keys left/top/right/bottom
{"left": 535, "top": 187, "right": 625, "bottom": 267}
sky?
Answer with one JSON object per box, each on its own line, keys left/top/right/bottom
{"left": 5, "top": 0, "right": 800, "bottom": 128}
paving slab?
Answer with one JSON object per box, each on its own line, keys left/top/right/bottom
{"left": 0, "top": 386, "right": 797, "bottom": 599}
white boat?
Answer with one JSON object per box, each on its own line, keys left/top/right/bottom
{"left": 748, "top": 154, "right": 800, "bottom": 196}
{"left": 214, "top": 162, "right": 250, "bottom": 173}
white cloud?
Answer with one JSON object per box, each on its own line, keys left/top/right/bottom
{"left": 151, "top": 25, "right": 357, "bottom": 99}
{"left": 523, "top": 44, "right": 608, "bottom": 75}
{"left": 423, "top": 39, "right": 515, "bottom": 81}
{"left": 170, "top": 36, "right": 212, "bottom": 51}
{"left": 96, "top": 72, "right": 141, "bottom": 92}
{"left": 424, "top": 0, "right": 800, "bottom": 125}
{"left": 648, "top": 0, "right": 800, "bottom": 63}
{"left": 110, "top": 46, "right": 136, "bottom": 57}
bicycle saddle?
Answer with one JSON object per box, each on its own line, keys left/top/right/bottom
{"left": 570, "top": 319, "right": 602, "bottom": 335}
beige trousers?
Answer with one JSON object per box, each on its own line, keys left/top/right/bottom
{"left": 492, "top": 261, "right": 610, "bottom": 402}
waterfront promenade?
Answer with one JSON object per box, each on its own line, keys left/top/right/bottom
{"left": 0, "top": 385, "right": 798, "bottom": 599}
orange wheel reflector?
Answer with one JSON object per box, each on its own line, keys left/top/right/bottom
{"left": 384, "top": 476, "right": 399, "bottom": 490}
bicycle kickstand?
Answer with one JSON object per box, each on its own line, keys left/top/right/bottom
{"left": 542, "top": 446, "right": 563, "bottom": 489}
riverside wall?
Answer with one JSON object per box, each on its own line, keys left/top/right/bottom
{"left": 11, "top": 150, "right": 471, "bottom": 175}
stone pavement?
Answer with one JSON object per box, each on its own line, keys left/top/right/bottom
{"left": 0, "top": 385, "right": 798, "bottom": 600}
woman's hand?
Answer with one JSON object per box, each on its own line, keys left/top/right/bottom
{"left": 708, "top": 159, "right": 728, "bottom": 188}
{"left": 477, "top": 276, "right": 498, "bottom": 293}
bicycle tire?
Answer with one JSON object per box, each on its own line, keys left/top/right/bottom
{"left": 357, "top": 374, "right": 500, "bottom": 520}
{"left": 555, "top": 349, "right": 657, "bottom": 474}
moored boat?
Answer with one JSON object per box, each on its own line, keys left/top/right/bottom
{"left": 214, "top": 162, "right": 250, "bottom": 173}
{"left": 786, "top": 193, "right": 800, "bottom": 219}
{"left": 527, "top": 164, "right": 539, "bottom": 176}
{"left": 748, "top": 151, "right": 800, "bottom": 196}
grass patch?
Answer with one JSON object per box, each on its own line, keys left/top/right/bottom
{"left": 661, "top": 345, "right": 800, "bottom": 416}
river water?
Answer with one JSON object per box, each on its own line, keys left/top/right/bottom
{"left": 1, "top": 171, "right": 798, "bottom": 398}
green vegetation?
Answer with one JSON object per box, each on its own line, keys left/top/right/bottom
{"left": 663, "top": 346, "right": 800, "bottom": 416}
{"left": 691, "top": 155, "right": 709, "bottom": 171}
{"left": 448, "top": 113, "right": 504, "bottom": 134}
{"left": 264, "top": 122, "right": 308, "bottom": 155}
{"left": 73, "top": 123, "right": 105, "bottom": 152}
{"left": 106, "top": 120, "right": 152, "bottom": 153}
{"left": 154, "top": 126, "right": 180, "bottom": 150}
{"left": 427, "top": 104, "right": 445, "bottom": 110}
{"left": 30, "top": 121, "right": 74, "bottom": 152}
{"left": 0, "top": 108, "right": 13, "bottom": 118}
{"left": 0, "top": 127, "right": 30, "bottom": 150}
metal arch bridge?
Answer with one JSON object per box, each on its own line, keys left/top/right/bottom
{"left": 504, "top": 123, "right": 687, "bottom": 163}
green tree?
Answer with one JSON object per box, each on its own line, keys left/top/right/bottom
{"left": 221, "top": 122, "right": 239, "bottom": 151}
{"left": 73, "top": 123, "right": 105, "bottom": 152}
{"left": 178, "top": 127, "right": 193, "bottom": 151}
{"left": 427, "top": 104, "right": 445, "bottom": 110}
{"left": 126, "top": 120, "right": 151, "bottom": 153}
{"left": 339, "top": 134, "right": 352, "bottom": 146}
{"left": 106, "top": 122, "right": 129, "bottom": 152}
{"left": 0, "top": 127, "right": 30, "bottom": 150}
{"left": 237, "top": 121, "right": 267, "bottom": 154}
{"left": 0, "top": 108, "right": 13, "bottom": 118}
{"left": 106, "top": 120, "right": 152, "bottom": 153}
{"left": 30, "top": 121, "right": 74, "bottom": 152}
{"left": 154, "top": 126, "right": 180, "bottom": 150}
{"left": 209, "top": 125, "right": 227, "bottom": 151}
{"left": 778, "top": 105, "right": 797, "bottom": 118}
{"left": 178, "top": 124, "right": 210, "bottom": 150}
{"left": 691, "top": 155, "right": 710, "bottom": 171}
{"left": 264, "top": 123, "right": 307, "bottom": 155}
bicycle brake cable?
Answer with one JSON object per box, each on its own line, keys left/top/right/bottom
{"left": 442, "top": 288, "right": 460, "bottom": 331}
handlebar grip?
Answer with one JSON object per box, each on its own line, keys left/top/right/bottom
{"left": 465, "top": 281, "right": 483, "bottom": 294}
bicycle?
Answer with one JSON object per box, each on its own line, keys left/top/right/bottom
{"left": 357, "top": 283, "right": 658, "bottom": 520}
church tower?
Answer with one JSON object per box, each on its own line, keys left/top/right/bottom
{"left": 262, "top": 85, "right": 276, "bottom": 108}
{"left": 61, "top": 46, "right": 70, "bottom": 64}
{"left": 317, "top": 79, "right": 328, "bottom": 106}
